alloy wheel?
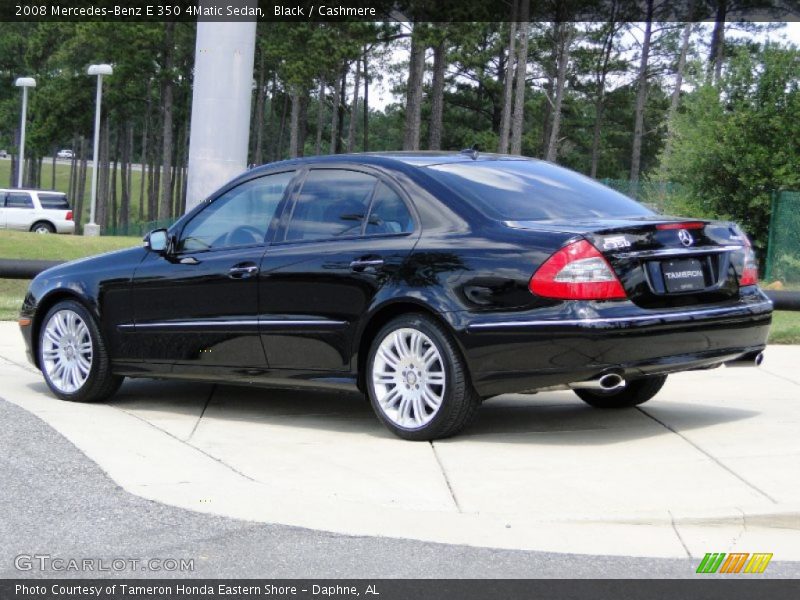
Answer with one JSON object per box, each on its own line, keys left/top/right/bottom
{"left": 371, "top": 327, "right": 446, "bottom": 429}
{"left": 41, "top": 309, "right": 93, "bottom": 393}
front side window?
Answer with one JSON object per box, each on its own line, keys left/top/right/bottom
{"left": 285, "top": 170, "right": 377, "bottom": 242}
{"left": 6, "top": 192, "right": 34, "bottom": 209}
{"left": 178, "top": 171, "right": 294, "bottom": 252}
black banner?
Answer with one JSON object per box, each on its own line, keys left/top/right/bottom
{"left": 2, "top": 580, "right": 800, "bottom": 600}
{"left": 3, "top": 0, "right": 800, "bottom": 23}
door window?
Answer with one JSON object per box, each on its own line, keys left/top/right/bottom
{"left": 6, "top": 192, "right": 34, "bottom": 209}
{"left": 285, "top": 170, "right": 377, "bottom": 242}
{"left": 178, "top": 171, "right": 294, "bottom": 252}
{"left": 365, "top": 183, "right": 414, "bottom": 235}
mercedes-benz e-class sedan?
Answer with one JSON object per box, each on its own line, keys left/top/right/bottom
{"left": 19, "top": 152, "right": 772, "bottom": 439}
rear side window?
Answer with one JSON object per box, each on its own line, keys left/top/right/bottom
{"left": 38, "top": 194, "right": 70, "bottom": 209}
{"left": 425, "top": 160, "right": 653, "bottom": 221}
{"left": 285, "top": 170, "right": 377, "bottom": 242}
{"left": 366, "top": 183, "right": 413, "bottom": 235}
{"left": 5, "top": 192, "right": 34, "bottom": 209}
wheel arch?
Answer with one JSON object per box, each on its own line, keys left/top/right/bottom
{"left": 354, "top": 299, "right": 465, "bottom": 392}
{"left": 30, "top": 220, "right": 55, "bottom": 233}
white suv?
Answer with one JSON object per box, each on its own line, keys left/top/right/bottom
{"left": 0, "top": 189, "right": 75, "bottom": 234}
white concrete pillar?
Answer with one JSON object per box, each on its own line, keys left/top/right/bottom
{"left": 186, "top": 8, "right": 256, "bottom": 211}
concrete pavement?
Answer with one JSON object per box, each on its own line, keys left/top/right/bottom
{"left": 0, "top": 322, "right": 798, "bottom": 562}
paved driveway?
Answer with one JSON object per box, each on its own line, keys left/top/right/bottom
{"left": 1, "top": 322, "right": 798, "bottom": 563}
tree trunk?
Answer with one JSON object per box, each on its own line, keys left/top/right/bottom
{"left": 68, "top": 135, "right": 78, "bottom": 202}
{"left": 315, "top": 78, "right": 325, "bottom": 155}
{"left": 510, "top": 1, "right": 530, "bottom": 156}
{"left": 347, "top": 57, "right": 361, "bottom": 152}
{"left": 545, "top": 22, "right": 573, "bottom": 162}
{"left": 403, "top": 23, "right": 425, "bottom": 151}
{"left": 498, "top": 3, "right": 518, "bottom": 154}
{"left": 120, "top": 123, "right": 131, "bottom": 232}
{"left": 663, "top": 20, "right": 693, "bottom": 162}
{"left": 158, "top": 21, "right": 175, "bottom": 221}
{"left": 329, "top": 71, "right": 341, "bottom": 154}
{"left": 362, "top": 50, "right": 369, "bottom": 152}
{"left": 50, "top": 152, "right": 56, "bottom": 190}
{"left": 75, "top": 138, "right": 88, "bottom": 233}
{"left": 708, "top": 0, "right": 727, "bottom": 85}
{"left": 289, "top": 88, "right": 302, "bottom": 158}
{"left": 253, "top": 49, "right": 266, "bottom": 165}
{"left": 630, "top": 0, "right": 654, "bottom": 185}
{"left": 264, "top": 74, "right": 277, "bottom": 161}
{"left": 336, "top": 64, "right": 347, "bottom": 154}
{"left": 110, "top": 157, "right": 118, "bottom": 230}
{"left": 276, "top": 91, "right": 289, "bottom": 160}
{"left": 428, "top": 36, "right": 446, "bottom": 150}
{"left": 590, "top": 18, "right": 620, "bottom": 178}
{"left": 97, "top": 115, "right": 110, "bottom": 230}
{"left": 139, "top": 85, "right": 150, "bottom": 223}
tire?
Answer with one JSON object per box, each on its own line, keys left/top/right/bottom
{"left": 366, "top": 313, "right": 480, "bottom": 441}
{"left": 574, "top": 374, "right": 667, "bottom": 409}
{"left": 38, "top": 300, "right": 123, "bottom": 403}
{"left": 31, "top": 221, "right": 55, "bottom": 234}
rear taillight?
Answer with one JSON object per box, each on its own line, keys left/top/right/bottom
{"left": 656, "top": 221, "right": 705, "bottom": 230}
{"left": 739, "top": 236, "right": 758, "bottom": 286}
{"left": 65, "top": 211, "right": 73, "bottom": 221}
{"left": 529, "top": 239, "right": 627, "bottom": 300}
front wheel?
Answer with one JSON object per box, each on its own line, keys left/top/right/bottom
{"left": 38, "top": 300, "right": 123, "bottom": 402}
{"left": 366, "top": 314, "right": 480, "bottom": 440}
{"left": 574, "top": 374, "right": 667, "bottom": 409}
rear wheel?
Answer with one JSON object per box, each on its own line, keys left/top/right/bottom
{"left": 366, "top": 314, "right": 479, "bottom": 440}
{"left": 31, "top": 221, "right": 55, "bottom": 234}
{"left": 574, "top": 374, "right": 667, "bottom": 409}
{"left": 38, "top": 300, "right": 123, "bottom": 403}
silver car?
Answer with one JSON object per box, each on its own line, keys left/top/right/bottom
{"left": 0, "top": 189, "right": 75, "bottom": 234}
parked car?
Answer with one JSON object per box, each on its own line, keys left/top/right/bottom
{"left": 18, "top": 153, "right": 772, "bottom": 439}
{"left": 0, "top": 149, "right": 8, "bottom": 158}
{"left": 56, "top": 149, "right": 74, "bottom": 159}
{"left": 0, "top": 189, "right": 75, "bottom": 234}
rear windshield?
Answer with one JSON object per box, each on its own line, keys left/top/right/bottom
{"left": 38, "top": 194, "right": 70, "bottom": 210}
{"left": 425, "top": 160, "right": 653, "bottom": 221}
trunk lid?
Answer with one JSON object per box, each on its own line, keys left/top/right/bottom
{"left": 505, "top": 216, "right": 750, "bottom": 308}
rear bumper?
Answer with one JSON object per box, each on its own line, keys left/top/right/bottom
{"left": 454, "top": 293, "right": 773, "bottom": 397}
{"left": 55, "top": 220, "right": 75, "bottom": 234}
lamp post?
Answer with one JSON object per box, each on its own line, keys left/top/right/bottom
{"left": 85, "top": 64, "right": 113, "bottom": 236}
{"left": 14, "top": 77, "right": 36, "bottom": 188}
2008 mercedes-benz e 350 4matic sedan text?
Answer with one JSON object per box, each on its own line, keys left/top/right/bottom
{"left": 19, "top": 152, "right": 772, "bottom": 440}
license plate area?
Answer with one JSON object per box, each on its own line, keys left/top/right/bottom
{"left": 660, "top": 258, "right": 708, "bottom": 293}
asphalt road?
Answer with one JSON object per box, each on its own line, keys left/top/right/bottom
{"left": 2, "top": 398, "right": 799, "bottom": 579}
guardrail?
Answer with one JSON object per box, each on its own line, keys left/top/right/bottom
{"left": 0, "top": 258, "right": 799, "bottom": 311}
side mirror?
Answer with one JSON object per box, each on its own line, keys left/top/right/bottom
{"left": 144, "top": 229, "right": 170, "bottom": 254}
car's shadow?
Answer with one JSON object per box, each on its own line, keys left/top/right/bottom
{"left": 22, "top": 376, "right": 760, "bottom": 446}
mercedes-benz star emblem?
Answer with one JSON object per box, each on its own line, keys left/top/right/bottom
{"left": 678, "top": 229, "right": 693, "bottom": 247}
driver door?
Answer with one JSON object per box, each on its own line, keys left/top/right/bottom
{"left": 128, "top": 170, "right": 296, "bottom": 377}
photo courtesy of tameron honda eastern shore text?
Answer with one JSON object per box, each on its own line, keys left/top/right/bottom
{"left": 18, "top": 152, "right": 772, "bottom": 440}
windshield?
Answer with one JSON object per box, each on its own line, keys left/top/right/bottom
{"left": 425, "top": 160, "right": 653, "bottom": 221}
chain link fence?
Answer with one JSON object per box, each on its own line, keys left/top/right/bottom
{"left": 765, "top": 191, "right": 800, "bottom": 288}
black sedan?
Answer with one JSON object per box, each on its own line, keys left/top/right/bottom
{"left": 19, "top": 152, "right": 772, "bottom": 440}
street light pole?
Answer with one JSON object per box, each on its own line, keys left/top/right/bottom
{"left": 85, "top": 64, "right": 113, "bottom": 237}
{"left": 14, "top": 77, "right": 36, "bottom": 188}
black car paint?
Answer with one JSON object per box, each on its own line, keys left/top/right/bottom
{"left": 20, "top": 153, "right": 772, "bottom": 397}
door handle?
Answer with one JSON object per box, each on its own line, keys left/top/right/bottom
{"left": 228, "top": 264, "right": 259, "bottom": 279}
{"left": 350, "top": 258, "right": 384, "bottom": 271}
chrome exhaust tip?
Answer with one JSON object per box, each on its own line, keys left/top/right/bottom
{"left": 568, "top": 373, "right": 626, "bottom": 391}
{"left": 724, "top": 351, "right": 764, "bottom": 368}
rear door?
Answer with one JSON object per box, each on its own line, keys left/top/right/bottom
{"left": 258, "top": 167, "right": 420, "bottom": 372}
